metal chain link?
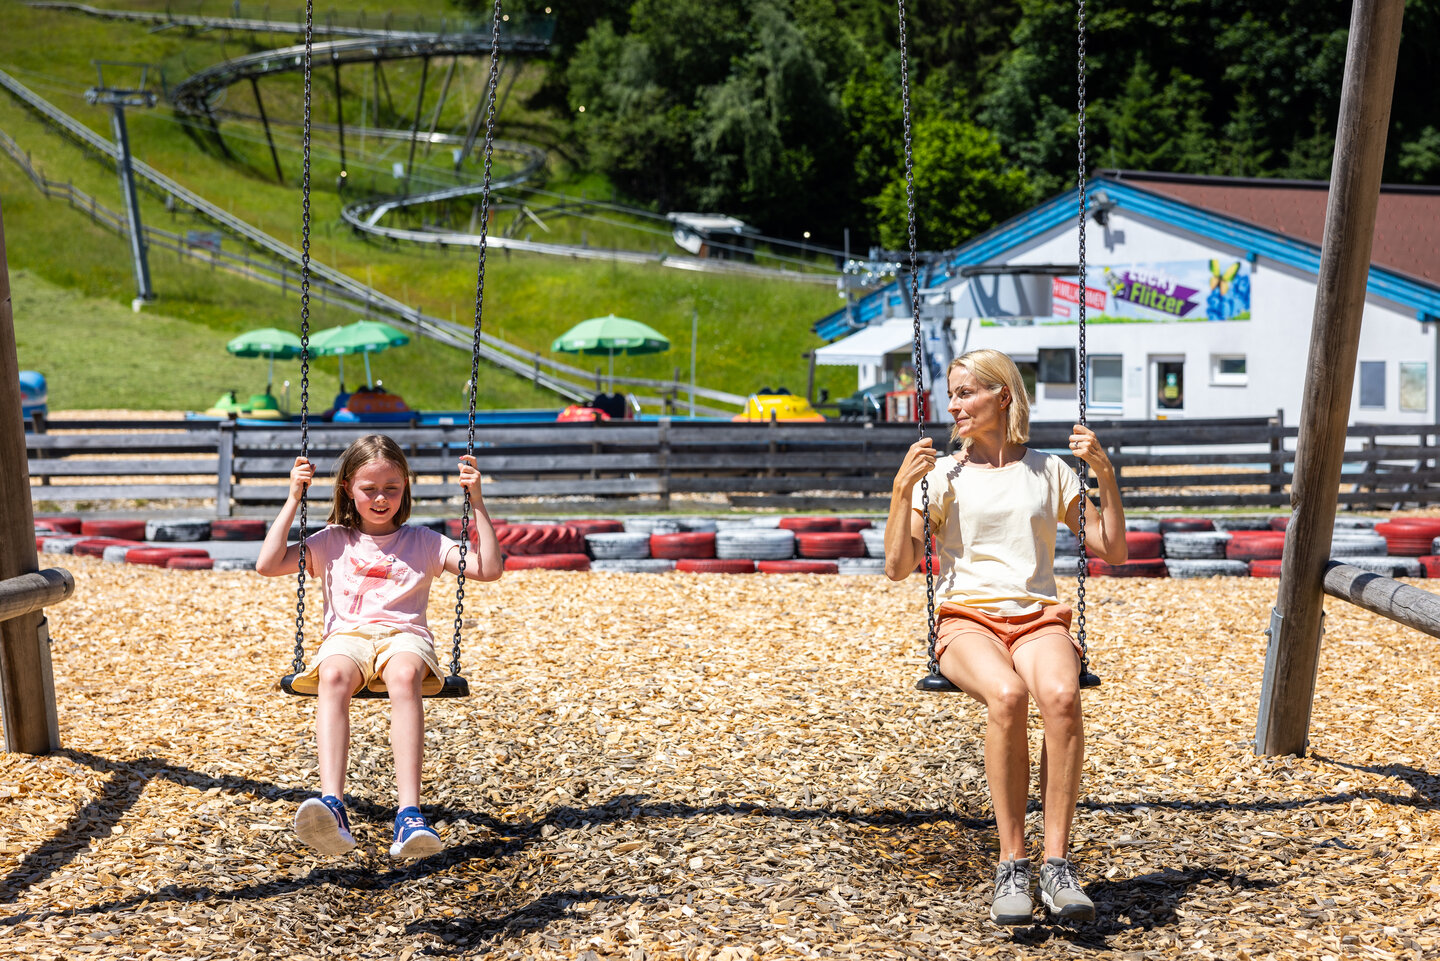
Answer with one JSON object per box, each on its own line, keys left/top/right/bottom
{"left": 450, "top": 0, "right": 505, "bottom": 678}
{"left": 291, "top": 0, "right": 315, "bottom": 676}
{"left": 895, "top": 0, "right": 938, "bottom": 676}
{"left": 1074, "top": 0, "right": 1091, "bottom": 676}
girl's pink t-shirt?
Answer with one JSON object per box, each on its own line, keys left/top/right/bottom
{"left": 304, "top": 524, "right": 458, "bottom": 643}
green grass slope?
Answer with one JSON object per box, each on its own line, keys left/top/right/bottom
{"left": 0, "top": 2, "right": 856, "bottom": 413}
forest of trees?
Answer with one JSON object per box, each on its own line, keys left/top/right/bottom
{"left": 462, "top": 0, "right": 1440, "bottom": 252}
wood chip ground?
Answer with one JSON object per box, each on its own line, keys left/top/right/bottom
{"left": 3, "top": 556, "right": 1439, "bottom": 959}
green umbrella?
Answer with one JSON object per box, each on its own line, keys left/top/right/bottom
{"left": 226, "top": 327, "right": 303, "bottom": 392}
{"left": 308, "top": 321, "right": 410, "bottom": 388}
{"left": 551, "top": 314, "right": 670, "bottom": 389}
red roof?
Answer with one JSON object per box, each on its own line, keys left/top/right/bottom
{"left": 1100, "top": 170, "right": 1440, "bottom": 286}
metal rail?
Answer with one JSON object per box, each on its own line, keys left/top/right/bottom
{"left": 25, "top": 1, "right": 547, "bottom": 41}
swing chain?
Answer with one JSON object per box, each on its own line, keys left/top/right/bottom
{"left": 451, "top": 0, "right": 505, "bottom": 678}
{"left": 895, "top": 0, "right": 939, "bottom": 677}
{"left": 292, "top": 0, "right": 316, "bottom": 677}
{"left": 1074, "top": 0, "right": 1091, "bottom": 676}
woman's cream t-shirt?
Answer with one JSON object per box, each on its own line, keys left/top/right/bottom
{"left": 910, "top": 448, "right": 1082, "bottom": 615}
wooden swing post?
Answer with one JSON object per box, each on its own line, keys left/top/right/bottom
{"left": 0, "top": 199, "right": 66, "bottom": 754}
{"left": 1254, "top": 0, "right": 1406, "bottom": 757}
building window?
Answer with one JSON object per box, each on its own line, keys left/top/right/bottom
{"left": 1211, "top": 354, "right": 1247, "bottom": 386}
{"left": 1358, "top": 361, "right": 1386, "bottom": 409}
{"left": 1400, "top": 361, "right": 1428, "bottom": 412}
{"left": 1088, "top": 356, "right": 1123, "bottom": 406}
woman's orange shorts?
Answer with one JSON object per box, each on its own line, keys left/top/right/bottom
{"left": 934, "top": 602, "right": 1081, "bottom": 661}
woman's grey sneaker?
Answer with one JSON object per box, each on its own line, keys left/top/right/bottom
{"left": 1039, "top": 857, "right": 1095, "bottom": 921}
{"left": 989, "top": 857, "right": 1034, "bottom": 925}
{"left": 294, "top": 795, "right": 356, "bottom": 856}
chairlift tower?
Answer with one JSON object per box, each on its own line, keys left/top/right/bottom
{"left": 85, "top": 62, "right": 157, "bottom": 307}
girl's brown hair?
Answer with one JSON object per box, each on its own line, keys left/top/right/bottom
{"left": 948, "top": 349, "right": 1031, "bottom": 448}
{"left": 328, "top": 434, "right": 414, "bottom": 529}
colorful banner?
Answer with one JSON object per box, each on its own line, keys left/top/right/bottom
{"left": 1045, "top": 259, "right": 1252, "bottom": 324}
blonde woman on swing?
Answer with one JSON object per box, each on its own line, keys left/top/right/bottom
{"left": 885, "top": 348, "right": 1127, "bottom": 925}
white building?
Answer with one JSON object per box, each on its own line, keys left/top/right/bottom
{"left": 814, "top": 171, "right": 1440, "bottom": 425}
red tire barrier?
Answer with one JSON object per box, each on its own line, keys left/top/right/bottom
{"left": 36, "top": 515, "right": 83, "bottom": 534}
{"left": 676, "top": 558, "right": 755, "bottom": 574}
{"left": 1376, "top": 520, "right": 1440, "bottom": 557}
{"left": 836, "top": 518, "right": 874, "bottom": 533}
{"left": 210, "top": 518, "right": 268, "bottom": 541}
{"left": 569, "top": 519, "right": 625, "bottom": 536}
{"left": 1087, "top": 558, "right": 1169, "bottom": 578}
{"left": 794, "top": 531, "right": 866, "bottom": 559}
{"left": 1125, "top": 531, "right": 1163, "bottom": 559}
{"left": 650, "top": 532, "right": 717, "bottom": 559}
{"left": 503, "top": 553, "right": 591, "bottom": 571}
{"left": 1269, "top": 517, "right": 1290, "bottom": 531}
{"left": 777, "top": 517, "right": 842, "bottom": 532}
{"left": 126, "top": 547, "right": 209, "bottom": 567}
{"left": 1226, "top": 531, "right": 1287, "bottom": 561}
{"left": 166, "top": 555, "right": 215, "bottom": 570}
{"left": 80, "top": 519, "right": 147, "bottom": 540}
{"left": 73, "top": 537, "right": 144, "bottom": 558}
{"left": 1250, "top": 559, "right": 1283, "bottom": 578}
{"left": 757, "top": 559, "right": 840, "bottom": 574}
{"left": 1159, "top": 518, "right": 1214, "bottom": 533}
{"left": 497, "top": 524, "right": 584, "bottom": 556}
{"left": 1419, "top": 556, "right": 1440, "bottom": 578}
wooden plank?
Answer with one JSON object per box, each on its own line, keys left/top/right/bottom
{"left": 727, "top": 495, "right": 890, "bottom": 511}
{"left": 1336, "top": 489, "right": 1440, "bottom": 506}
{"left": 26, "top": 433, "right": 220, "bottom": 452}
{"left": 27, "top": 458, "right": 221, "bottom": 476}
{"left": 674, "top": 476, "right": 891, "bottom": 494}
{"left": 1323, "top": 561, "right": 1440, "bottom": 638}
{"left": 0, "top": 569, "right": 75, "bottom": 624}
{"left": 28, "top": 484, "right": 221, "bottom": 502}
{"left": 231, "top": 477, "right": 664, "bottom": 501}
{"left": 1109, "top": 451, "right": 1288, "bottom": 467}
{"left": 1114, "top": 493, "right": 1294, "bottom": 508}
{"left": 1118, "top": 471, "right": 1289, "bottom": 489}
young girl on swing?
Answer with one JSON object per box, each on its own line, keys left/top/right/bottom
{"left": 885, "top": 349, "right": 1127, "bottom": 925}
{"left": 257, "top": 434, "right": 503, "bottom": 858}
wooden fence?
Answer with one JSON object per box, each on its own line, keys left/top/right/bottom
{"left": 23, "top": 414, "right": 1440, "bottom": 515}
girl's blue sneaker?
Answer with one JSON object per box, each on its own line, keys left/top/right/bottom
{"left": 294, "top": 795, "right": 356, "bottom": 855}
{"left": 390, "top": 806, "right": 442, "bottom": 859}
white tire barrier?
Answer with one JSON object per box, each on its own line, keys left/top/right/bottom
{"left": 836, "top": 557, "right": 887, "bottom": 575}
{"left": 585, "top": 532, "right": 652, "bottom": 559}
{"left": 1166, "top": 559, "right": 1251, "bottom": 579}
{"left": 1211, "top": 516, "right": 1275, "bottom": 531}
{"left": 715, "top": 528, "right": 795, "bottom": 560}
{"left": 861, "top": 528, "right": 887, "bottom": 557}
{"left": 591, "top": 558, "right": 677, "bottom": 573}
{"left": 1329, "top": 533, "right": 1388, "bottom": 556}
{"left": 1126, "top": 518, "right": 1161, "bottom": 533}
{"left": 1162, "top": 532, "right": 1231, "bottom": 559}
{"left": 145, "top": 519, "right": 213, "bottom": 542}
{"left": 1336, "top": 556, "right": 1423, "bottom": 577}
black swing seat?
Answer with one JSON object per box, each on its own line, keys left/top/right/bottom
{"left": 914, "top": 670, "right": 1101, "bottom": 693}
{"left": 280, "top": 674, "right": 471, "bottom": 699}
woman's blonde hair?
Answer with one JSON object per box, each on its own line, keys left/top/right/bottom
{"left": 328, "top": 434, "right": 414, "bottom": 529}
{"left": 947, "top": 348, "right": 1030, "bottom": 447}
